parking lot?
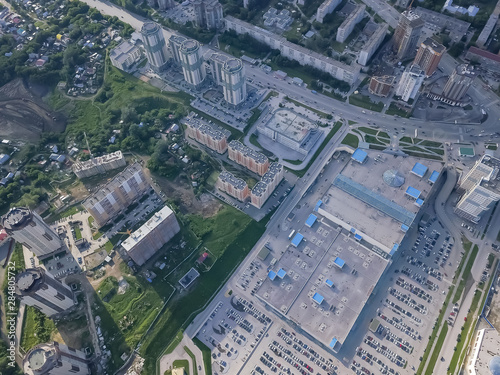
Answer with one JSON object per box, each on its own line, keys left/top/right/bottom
{"left": 242, "top": 323, "right": 343, "bottom": 375}
{"left": 350, "top": 216, "right": 457, "bottom": 374}
{"left": 195, "top": 295, "right": 274, "bottom": 375}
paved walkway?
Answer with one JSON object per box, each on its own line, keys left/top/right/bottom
{"left": 159, "top": 335, "right": 206, "bottom": 375}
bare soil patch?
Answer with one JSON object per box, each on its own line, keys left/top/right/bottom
{"left": 0, "top": 78, "right": 66, "bottom": 141}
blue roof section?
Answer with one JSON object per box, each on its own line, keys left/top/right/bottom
{"left": 429, "top": 171, "right": 439, "bottom": 183}
{"left": 329, "top": 338, "right": 338, "bottom": 348}
{"left": 390, "top": 243, "right": 399, "bottom": 256}
{"left": 415, "top": 198, "right": 424, "bottom": 207}
{"left": 411, "top": 162, "right": 428, "bottom": 178}
{"left": 314, "top": 200, "right": 323, "bottom": 212}
{"left": 268, "top": 270, "right": 277, "bottom": 280}
{"left": 277, "top": 268, "right": 287, "bottom": 279}
{"left": 333, "top": 174, "right": 416, "bottom": 226}
{"left": 405, "top": 186, "right": 421, "bottom": 199}
{"left": 401, "top": 224, "right": 409, "bottom": 232}
{"left": 351, "top": 148, "right": 368, "bottom": 163}
{"left": 354, "top": 233, "right": 362, "bottom": 241}
{"left": 350, "top": 227, "right": 356, "bottom": 233}
{"left": 312, "top": 293, "right": 324, "bottom": 304}
{"left": 334, "top": 257, "right": 345, "bottom": 268}
{"left": 305, "top": 214, "right": 317, "bottom": 227}
{"left": 325, "top": 279, "right": 334, "bottom": 287}
{"left": 291, "top": 233, "right": 304, "bottom": 247}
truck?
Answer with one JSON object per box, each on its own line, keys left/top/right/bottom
{"left": 311, "top": 90, "right": 317, "bottom": 94}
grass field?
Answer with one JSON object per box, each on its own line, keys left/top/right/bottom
{"left": 385, "top": 103, "right": 410, "bottom": 118}
{"left": 341, "top": 133, "right": 359, "bottom": 148}
{"left": 452, "top": 245, "right": 479, "bottom": 304}
{"left": 21, "top": 306, "right": 57, "bottom": 351}
{"left": 348, "top": 94, "right": 384, "bottom": 112}
{"left": 425, "top": 324, "right": 448, "bottom": 375}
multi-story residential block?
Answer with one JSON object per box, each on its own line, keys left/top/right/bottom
{"left": 250, "top": 163, "right": 284, "bottom": 208}
{"left": 263, "top": 8, "right": 293, "bottom": 30}
{"left": 225, "top": 16, "right": 360, "bottom": 85}
{"left": 455, "top": 155, "right": 500, "bottom": 223}
{"left": 169, "top": 35, "right": 187, "bottom": 65}
{"left": 184, "top": 116, "right": 231, "bottom": 154}
{"left": 369, "top": 75, "right": 395, "bottom": 97}
{"left": 72, "top": 151, "right": 126, "bottom": 179}
{"left": 121, "top": 206, "right": 180, "bottom": 266}
{"left": 24, "top": 342, "right": 89, "bottom": 375}
{"left": 15, "top": 268, "right": 75, "bottom": 317}
{"left": 441, "top": 64, "right": 475, "bottom": 103}
{"left": 110, "top": 41, "right": 142, "bottom": 71}
{"left": 82, "top": 163, "right": 150, "bottom": 228}
{"left": 208, "top": 52, "right": 247, "bottom": 106}
{"left": 216, "top": 171, "right": 250, "bottom": 202}
{"left": 141, "top": 22, "right": 169, "bottom": 72}
{"left": 336, "top": 5, "right": 365, "bottom": 43}
{"left": 393, "top": 10, "right": 425, "bottom": 60}
{"left": 1, "top": 207, "right": 62, "bottom": 258}
{"left": 413, "top": 38, "right": 445, "bottom": 76}
{"left": 179, "top": 39, "right": 206, "bottom": 89}
{"left": 395, "top": 64, "right": 425, "bottom": 102}
{"left": 358, "top": 24, "right": 388, "bottom": 66}
{"left": 228, "top": 140, "right": 269, "bottom": 176}
{"left": 192, "top": 0, "right": 223, "bottom": 29}
{"left": 316, "top": 0, "right": 341, "bottom": 23}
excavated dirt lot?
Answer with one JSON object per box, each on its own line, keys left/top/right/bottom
{"left": 0, "top": 79, "right": 66, "bottom": 141}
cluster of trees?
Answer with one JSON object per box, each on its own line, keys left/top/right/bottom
{"left": 219, "top": 30, "right": 271, "bottom": 58}
{"left": 221, "top": 0, "right": 270, "bottom": 22}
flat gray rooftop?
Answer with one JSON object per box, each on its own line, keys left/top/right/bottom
{"left": 320, "top": 151, "right": 442, "bottom": 252}
{"left": 256, "top": 218, "right": 389, "bottom": 349}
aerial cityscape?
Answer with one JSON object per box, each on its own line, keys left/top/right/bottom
{"left": 0, "top": 0, "right": 500, "bottom": 373}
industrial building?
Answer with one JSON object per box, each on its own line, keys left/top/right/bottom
{"left": 23, "top": 342, "right": 89, "bottom": 375}
{"left": 83, "top": 163, "right": 150, "bottom": 228}
{"left": 140, "top": 22, "right": 169, "bottom": 72}
{"left": 1, "top": 207, "right": 62, "bottom": 258}
{"left": 224, "top": 16, "right": 360, "bottom": 85}
{"left": 441, "top": 64, "right": 475, "bottom": 103}
{"left": 110, "top": 41, "right": 143, "bottom": 71}
{"left": 393, "top": 10, "right": 425, "bottom": 60}
{"left": 369, "top": 75, "right": 394, "bottom": 97}
{"left": 257, "top": 108, "right": 322, "bottom": 156}
{"left": 15, "top": 268, "right": 75, "bottom": 317}
{"left": 179, "top": 39, "right": 206, "bottom": 89}
{"left": 395, "top": 64, "right": 425, "bottom": 102}
{"left": 192, "top": 0, "right": 223, "bottom": 29}
{"left": 216, "top": 171, "right": 250, "bottom": 202}
{"left": 358, "top": 24, "right": 388, "bottom": 66}
{"left": 184, "top": 116, "right": 231, "bottom": 154}
{"left": 316, "top": 0, "right": 341, "bottom": 23}
{"left": 465, "top": 328, "right": 500, "bottom": 375}
{"left": 455, "top": 155, "right": 500, "bottom": 223}
{"left": 336, "top": 5, "right": 366, "bottom": 43}
{"left": 72, "top": 151, "right": 126, "bottom": 179}
{"left": 413, "top": 38, "right": 445, "bottom": 77}
{"left": 121, "top": 206, "right": 180, "bottom": 266}
{"left": 250, "top": 162, "right": 284, "bottom": 208}
{"left": 228, "top": 140, "right": 270, "bottom": 176}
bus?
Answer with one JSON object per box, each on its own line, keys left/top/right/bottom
{"left": 288, "top": 229, "right": 296, "bottom": 239}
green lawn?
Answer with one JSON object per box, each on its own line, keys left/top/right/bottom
{"left": 348, "top": 94, "right": 384, "bottom": 112}
{"left": 358, "top": 126, "right": 378, "bottom": 135}
{"left": 453, "top": 245, "right": 479, "bottom": 304}
{"left": 184, "top": 346, "right": 198, "bottom": 375}
{"left": 385, "top": 103, "right": 410, "bottom": 118}
{"left": 74, "top": 225, "right": 82, "bottom": 240}
{"left": 46, "top": 205, "right": 81, "bottom": 223}
{"left": 425, "top": 324, "right": 448, "bottom": 375}
{"left": 193, "top": 337, "right": 212, "bottom": 375}
{"left": 341, "top": 133, "right": 359, "bottom": 148}
{"left": 104, "top": 241, "right": 114, "bottom": 253}
{"left": 21, "top": 306, "right": 57, "bottom": 351}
